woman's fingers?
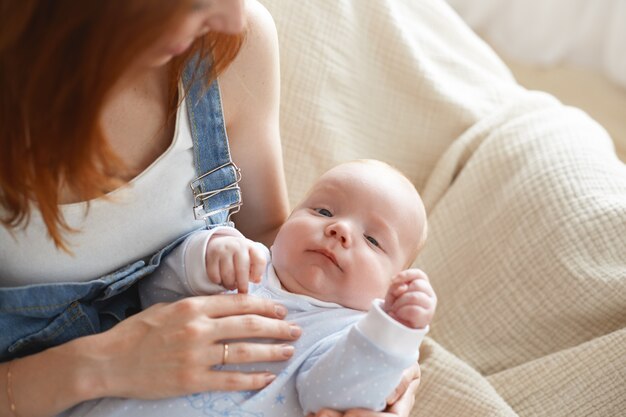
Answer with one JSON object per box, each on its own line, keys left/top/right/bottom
{"left": 194, "top": 370, "right": 278, "bottom": 393}
{"left": 217, "top": 342, "right": 295, "bottom": 365}
{"left": 183, "top": 293, "right": 287, "bottom": 319}
{"left": 215, "top": 314, "right": 301, "bottom": 341}
{"left": 386, "top": 370, "right": 410, "bottom": 405}
{"left": 386, "top": 362, "right": 421, "bottom": 405}
{"left": 386, "top": 378, "right": 420, "bottom": 416}
{"left": 167, "top": 297, "right": 300, "bottom": 341}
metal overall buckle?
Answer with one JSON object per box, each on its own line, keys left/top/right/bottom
{"left": 189, "top": 161, "right": 242, "bottom": 226}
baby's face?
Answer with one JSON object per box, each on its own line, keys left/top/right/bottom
{"left": 271, "top": 162, "right": 426, "bottom": 310}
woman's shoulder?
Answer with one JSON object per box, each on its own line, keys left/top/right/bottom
{"left": 235, "top": 0, "right": 279, "bottom": 78}
{"left": 219, "top": 0, "right": 280, "bottom": 126}
{"left": 246, "top": 0, "right": 278, "bottom": 38}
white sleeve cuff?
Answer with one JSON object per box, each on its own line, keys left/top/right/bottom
{"left": 183, "top": 226, "right": 245, "bottom": 295}
{"left": 355, "top": 299, "right": 428, "bottom": 358}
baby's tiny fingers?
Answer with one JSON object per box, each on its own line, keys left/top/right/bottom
{"left": 392, "top": 268, "right": 429, "bottom": 285}
{"left": 203, "top": 370, "right": 276, "bottom": 392}
{"left": 384, "top": 282, "right": 405, "bottom": 312}
{"left": 394, "top": 291, "right": 435, "bottom": 311}
{"left": 249, "top": 245, "right": 267, "bottom": 284}
{"left": 392, "top": 283, "right": 408, "bottom": 297}
{"left": 407, "top": 279, "right": 435, "bottom": 297}
{"left": 394, "top": 305, "right": 432, "bottom": 329}
{"left": 233, "top": 250, "right": 250, "bottom": 294}
{"left": 219, "top": 257, "right": 237, "bottom": 290}
{"left": 206, "top": 257, "right": 222, "bottom": 285}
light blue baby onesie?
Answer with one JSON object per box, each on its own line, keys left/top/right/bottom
{"left": 60, "top": 227, "right": 427, "bottom": 417}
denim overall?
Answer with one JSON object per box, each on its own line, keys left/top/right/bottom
{"left": 0, "top": 60, "right": 242, "bottom": 362}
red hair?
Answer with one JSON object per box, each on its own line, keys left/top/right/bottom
{"left": 0, "top": 0, "right": 245, "bottom": 251}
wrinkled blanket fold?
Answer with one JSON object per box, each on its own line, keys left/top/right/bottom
{"left": 417, "top": 92, "right": 626, "bottom": 416}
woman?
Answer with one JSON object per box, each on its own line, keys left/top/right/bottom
{"left": 0, "top": 1, "right": 419, "bottom": 416}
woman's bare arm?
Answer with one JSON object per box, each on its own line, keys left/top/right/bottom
{"left": 0, "top": 337, "right": 99, "bottom": 417}
{"left": 221, "top": 0, "right": 290, "bottom": 247}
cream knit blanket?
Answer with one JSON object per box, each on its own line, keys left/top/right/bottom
{"left": 262, "top": 0, "right": 626, "bottom": 415}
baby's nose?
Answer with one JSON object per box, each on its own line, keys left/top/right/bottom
{"left": 326, "top": 222, "right": 351, "bottom": 246}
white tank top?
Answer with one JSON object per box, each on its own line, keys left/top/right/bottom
{"left": 0, "top": 100, "right": 205, "bottom": 286}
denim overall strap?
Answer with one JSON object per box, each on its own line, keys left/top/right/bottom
{"left": 183, "top": 58, "right": 242, "bottom": 228}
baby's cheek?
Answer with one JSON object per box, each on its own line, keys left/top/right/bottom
{"left": 355, "top": 281, "right": 389, "bottom": 309}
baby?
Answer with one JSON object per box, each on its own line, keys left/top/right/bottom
{"left": 69, "top": 160, "right": 436, "bottom": 417}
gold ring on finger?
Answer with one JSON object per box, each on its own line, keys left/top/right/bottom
{"left": 222, "top": 343, "right": 229, "bottom": 365}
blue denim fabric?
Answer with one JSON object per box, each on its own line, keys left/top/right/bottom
{"left": 0, "top": 58, "right": 241, "bottom": 362}
{"left": 184, "top": 57, "right": 242, "bottom": 228}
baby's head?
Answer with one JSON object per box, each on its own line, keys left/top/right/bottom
{"left": 271, "top": 160, "right": 427, "bottom": 310}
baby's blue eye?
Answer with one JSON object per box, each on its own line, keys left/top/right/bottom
{"left": 315, "top": 208, "right": 333, "bottom": 217}
{"left": 366, "top": 235, "right": 380, "bottom": 247}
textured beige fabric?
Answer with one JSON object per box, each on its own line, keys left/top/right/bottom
{"left": 412, "top": 338, "right": 518, "bottom": 417}
{"left": 263, "top": 0, "right": 523, "bottom": 206}
{"left": 261, "top": 0, "right": 626, "bottom": 415}
{"left": 421, "top": 92, "right": 626, "bottom": 374}
{"left": 488, "top": 327, "right": 626, "bottom": 416}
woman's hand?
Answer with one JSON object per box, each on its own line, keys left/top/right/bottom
{"left": 306, "top": 362, "right": 421, "bottom": 417}
{"left": 84, "top": 294, "right": 301, "bottom": 400}
{"left": 5, "top": 294, "right": 300, "bottom": 417}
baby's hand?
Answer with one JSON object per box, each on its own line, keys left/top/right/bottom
{"left": 204, "top": 235, "right": 267, "bottom": 293}
{"left": 383, "top": 269, "right": 437, "bottom": 329}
